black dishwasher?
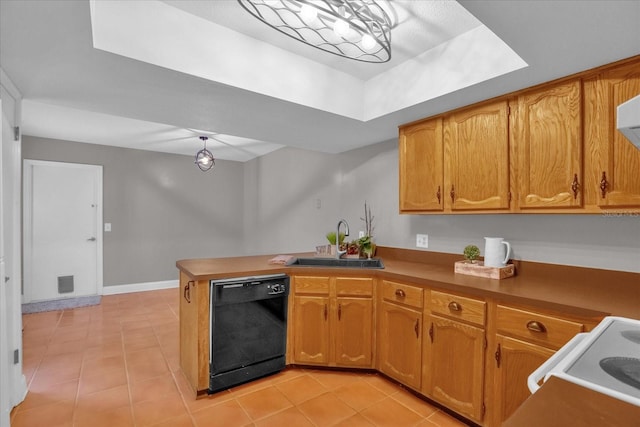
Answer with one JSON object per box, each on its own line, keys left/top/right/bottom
{"left": 209, "top": 273, "right": 289, "bottom": 393}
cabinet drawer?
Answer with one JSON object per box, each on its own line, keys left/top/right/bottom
{"left": 430, "top": 291, "right": 486, "bottom": 327}
{"left": 495, "top": 305, "right": 586, "bottom": 349}
{"left": 294, "top": 276, "right": 330, "bottom": 295}
{"left": 382, "top": 280, "right": 423, "bottom": 309}
{"left": 336, "top": 277, "right": 373, "bottom": 297}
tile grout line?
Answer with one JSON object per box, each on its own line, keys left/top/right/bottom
{"left": 117, "top": 300, "right": 139, "bottom": 427}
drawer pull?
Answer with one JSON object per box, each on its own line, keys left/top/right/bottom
{"left": 526, "top": 320, "right": 547, "bottom": 333}
{"left": 429, "top": 322, "right": 434, "bottom": 343}
{"left": 414, "top": 318, "right": 420, "bottom": 339}
{"left": 338, "top": 304, "right": 342, "bottom": 320}
{"left": 395, "top": 289, "right": 406, "bottom": 298}
{"left": 324, "top": 304, "right": 328, "bottom": 321}
{"left": 448, "top": 301, "right": 462, "bottom": 312}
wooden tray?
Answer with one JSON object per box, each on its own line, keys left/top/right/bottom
{"left": 454, "top": 261, "right": 515, "bottom": 280}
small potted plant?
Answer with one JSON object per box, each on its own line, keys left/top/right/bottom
{"left": 346, "top": 240, "right": 360, "bottom": 258}
{"left": 357, "top": 202, "right": 376, "bottom": 258}
{"left": 463, "top": 245, "right": 481, "bottom": 263}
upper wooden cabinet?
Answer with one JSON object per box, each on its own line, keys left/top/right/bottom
{"left": 584, "top": 61, "right": 640, "bottom": 209}
{"left": 399, "top": 55, "right": 640, "bottom": 214}
{"left": 445, "top": 100, "right": 511, "bottom": 211}
{"left": 399, "top": 118, "right": 444, "bottom": 212}
{"left": 512, "top": 80, "right": 583, "bottom": 209}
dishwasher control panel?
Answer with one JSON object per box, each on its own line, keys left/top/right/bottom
{"left": 268, "top": 283, "right": 286, "bottom": 295}
{"left": 211, "top": 274, "right": 289, "bottom": 305}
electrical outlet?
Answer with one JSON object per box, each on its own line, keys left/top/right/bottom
{"left": 104, "top": 223, "right": 112, "bottom": 232}
{"left": 416, "top": 234, "right": 429, "bottom": 248}
{"left": 359, "top": 231, "right": 365, "bottom": 238}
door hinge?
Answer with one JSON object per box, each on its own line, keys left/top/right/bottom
{"left": 13, "top": 126, "right": 20, "bottom": 141}
{"left": 482, "top": 403, "right": 486, "bottom": 417}
{"left": 484, "top": 337, "right": 487, "bottom": 350}
{"left": 13, "top": 349, "right": 19, "bottom": 364}
{"left": 508, "top": 191, "right": 512, "bottom": 202}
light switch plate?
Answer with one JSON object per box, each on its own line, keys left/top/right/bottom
{"left": 104, "top": 223, "right": 111, "bottom": 232}
{"left": 416, "top": 234, "right": 429, "bottom": 248}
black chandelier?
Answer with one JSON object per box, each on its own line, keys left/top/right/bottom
{"left": 237, "top": 0, "right": 392, "bottom": 63}
{"left": 195, "top": 136, "right": 215, "bottom": 172}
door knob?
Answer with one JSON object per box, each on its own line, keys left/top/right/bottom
{"left": 87, "top": 237, "right": 97, "bottom": 241}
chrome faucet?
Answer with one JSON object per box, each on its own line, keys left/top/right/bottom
{"left": 336, "top": 219, "right": 350, "bottom": 259}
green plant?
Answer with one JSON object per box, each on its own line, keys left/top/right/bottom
{"left": 463, "top": 245, "right": 481, "bottom": 263}
{"left": 326, "top": 231, "right": 346, "bottom": 245}
{"left": 357, "top": 235, "right": 375, "bottom": 258}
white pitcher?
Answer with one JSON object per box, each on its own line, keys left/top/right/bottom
{"left": 484, "top": 237, "right": 511, "bottom": 267}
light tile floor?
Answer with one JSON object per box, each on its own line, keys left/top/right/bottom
{"left": 12, "top": 289, "right": 470, "bottom": 427}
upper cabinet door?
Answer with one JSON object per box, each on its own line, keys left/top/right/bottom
{"left": 514, "top": 80, "right": 583, "bottom": 209}
{"left": 399, "top": 118, "right": 444, "bottom": 212}
{"left": 585, "top": 62, "right": 640, "bottom": 208}
{"left": 445, "top": 100, "right": 510, "bottom": 211}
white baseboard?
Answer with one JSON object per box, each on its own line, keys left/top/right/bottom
{"left": 102, "top": 280, "right": 179, "bottom": 295}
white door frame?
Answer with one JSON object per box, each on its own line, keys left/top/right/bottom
{"left": 1, "top": 69, "right": 27, "bottom": 426}
{"left": 23, "top": 159, "right": 104, "bottom": 303}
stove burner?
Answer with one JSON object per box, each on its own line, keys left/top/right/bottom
{"left": 599, "top": 357, "right": 640, "bottom": 391}
{"left": 621, "top": 330, "right": 640, "bottom": 345}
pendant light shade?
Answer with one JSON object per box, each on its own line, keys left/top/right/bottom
{"left": 237, "top": 0, "right": 392, "bottom": 63}
{"left": 195, "top": 136, "right": 215, "bottom": 172}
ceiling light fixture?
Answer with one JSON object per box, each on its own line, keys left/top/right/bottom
{"left": 237, "top": 0, "right": 392, "bottom": 63}
{"left": 195, "top": 136, "right": 215, "bottom": 172}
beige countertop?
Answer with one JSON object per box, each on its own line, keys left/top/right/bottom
{"left": 176, "top": 247, "right": 640, "bottom": 319}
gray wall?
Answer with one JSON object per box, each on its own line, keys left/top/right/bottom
{"left": 246, "top": 140, "right": 640, "bottom": 273}
{"left": 24, "top": 135, "right": 640, "bottom": 290}
{"left": 23, "top": 136, "right": 245, "bottom": 286}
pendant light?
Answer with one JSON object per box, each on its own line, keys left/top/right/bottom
{"left": 237, "top": 0, "right": 392, "bottom": 63}
{"left": 195, "top": 136, "right": 215, "bottom": 172}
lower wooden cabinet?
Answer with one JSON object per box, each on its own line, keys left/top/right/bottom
{"left": 293, "top": 295, "right": 330, "bottom": 364}
{"left": 490, "top": 335, "right": 554, "bottom": 426}
{"left": 377, "top": 280, "right": 424, "bottom": 390}
{"left": 291, "top": 275, "right": 373, "bottom": 368}
{"left": 423, "top": 291, "right": 487, "bottom": 423}
{"left": 178, "top": 272, "right": 211, "bottom": 395}
{"left": 334, "top": 296, "right": 373, "bottom": 367}
{"left": 287, "top": 276, "right": 605, "bottom": 427}
{"left": 487, "top": 303, "right": 600, "bottom": 427}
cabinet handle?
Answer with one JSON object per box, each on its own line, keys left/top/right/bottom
{"left": 600, "top": 171, "right": 608, "bottom": 199}
{"left": 395, "top": 289, "right": 406, "bottom": 298}
{"left": 338, "top": 303, "right": 342, "bottom": 320}
{"left": 450, "top": 185, "right": 455, "bottom": 202}
{"left": 324, "top": 304, "right": 328, "bottom": 321}
{"left": 526, "top": 320, "right": 547, "bottom": 333}
{"left": 184, "top": 281, "right": 193, "bottom": 304}
{"left": 571, "top": 174, "right": 580, "bottom": 200}
{"left": 429, "top": 322, "right": 434, "bottom": 343}
{"left": 436, "top": 186, "right": 441, "bottom": 204}
{"left": 448, "top": 301, "right": 461, "bottom": 312}
{"left": 495, "top": 344, "right": 501, "bottom": 368}
{"left": 414, "top": 318, "right": 420, "bottom": 339}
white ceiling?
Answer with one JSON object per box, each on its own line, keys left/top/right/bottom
{"left": 1, "top": 1, "right": 639, "bottom": 162}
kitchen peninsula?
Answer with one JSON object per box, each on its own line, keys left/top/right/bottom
{"left": 177, "top": 247, "right": 639, "bottom": 426}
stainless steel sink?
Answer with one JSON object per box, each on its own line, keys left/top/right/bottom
{"left": 286, "top": 257, "right": 384, "bottom": 269}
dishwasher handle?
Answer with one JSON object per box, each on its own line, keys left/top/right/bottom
{"left": 527, "top": 332, "right": 588, "bottom": 394}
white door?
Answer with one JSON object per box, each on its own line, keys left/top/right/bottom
{"left": 23, "top": 160, "right": 103, "bottom": 303}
